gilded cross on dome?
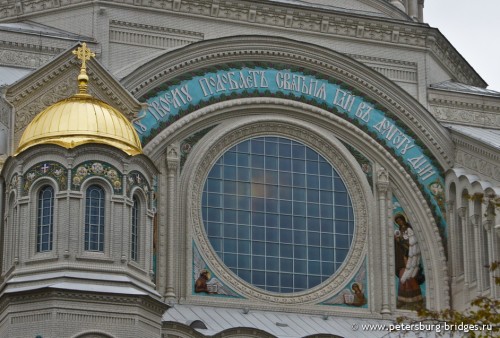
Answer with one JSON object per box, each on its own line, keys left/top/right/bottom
{"left": 72, "top": 42, "right": 95, "bottom": 95}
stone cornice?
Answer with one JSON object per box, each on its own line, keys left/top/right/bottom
{"left": 0, "top": 288, "right": 168, "bottom": 316}
{"left": 0, "top": 0, "right": 484, "bottom": 87}
{"left": 110, "top": 19, "right": 204, "bottom": 39}
{"left": 428, "top": 88, "right": 500, "bottom": 113}
{"left": 0, "top": 39, "right": 65, "bottom": 55}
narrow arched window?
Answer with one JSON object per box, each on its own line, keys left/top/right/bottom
{"left": 85, "top": 185, "right": 105, "bottom": 252}
{"left": 131, "top": 196, "right": 139, "bottom": 261}
{"left": 37, "top": 186, "right": 54, "bottom": 252}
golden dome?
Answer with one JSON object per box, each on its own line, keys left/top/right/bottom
{"left": 16, "top": 93, "right": 143, "bottom": 156}
{"left": 16, "top": 43, "right": 142, "bottom": 156}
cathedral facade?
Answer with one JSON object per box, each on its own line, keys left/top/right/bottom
{"left": 0, "top": 1, "right": 498, "bottom": 337}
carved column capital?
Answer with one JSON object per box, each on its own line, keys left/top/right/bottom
{"left": 376, "top": 167, "right": 389, "bottom": 193}
{"left": 166, "top": 143, "right": 180, "bottom": 173}
{"left": 469, "top": 214, "right": 481, "bottom": 227}
{"left": 457, "top": 207, "right": 467, "bottom": 219}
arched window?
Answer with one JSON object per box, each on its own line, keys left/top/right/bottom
{"left": 131, "top": 196, "right": 139, "bottom": 261}
{"left": 37, "top": 186, "right": 54, "bottom": 252}
{"left": 85, "top": 185, "right": 105, "bottom": 252}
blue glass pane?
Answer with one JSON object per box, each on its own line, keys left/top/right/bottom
{"left": 308, "top": 218, "right": 320, "bottom": 232}
{"left": 265, "top": 142, "right": 278, "bottom": 156}
{"left": 279, "top": 171, "right": 292, "bottom": 185}
{"left": 237, "top": 168, "right": 251, "bottom": 181}
{"left": 239, "top": 240, "right": 251, "bottom": 253}
{"left": 265, "top": 157, "right": 278, "bottom": 170}
{"left": 224, "top": 223, "right": 237, "bottom": 237}
{"left": 281, "top": 259, "right": 293, "bottom": 273}
{"left": 267, "top": 257, "right": 279, "bottom": 271}
{"left": 238, "top": 254, "right": 251, "bottom": 268}
{"left": 308, "top": 261, "right": 321, "bottom": 274}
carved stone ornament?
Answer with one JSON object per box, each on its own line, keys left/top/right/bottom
{"left": 430, "top": 106, "right": 500, "bottom": 129}
{"left": 14, "top": 74, "right": 76, "bottom": 144}
{"left": 376, "top": 167, "right": 389, "bottom": 192}
{"left": 455, "top": 150, "right": 500, "bottom": 182}
{"left": 189, "top": 122, "right": 368, "bottom": 304}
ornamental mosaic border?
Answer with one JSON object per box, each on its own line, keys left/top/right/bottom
{"left": 72, "top": 161, "right": 123, "bottom": 193}
{"left": 139, "top": 62, "right": 447, "bottom": 246}
{"left": 22, "top": 161, "right": 67, "bottom": 195}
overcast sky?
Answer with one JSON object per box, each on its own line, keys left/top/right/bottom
{"left": 425, "top": 1, "right": 500, "bottom": 91}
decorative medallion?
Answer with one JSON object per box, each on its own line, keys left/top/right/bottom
{"left": 22, "top": 162, "right": 67, "bottom": 195}
{"left": 72, "top": 161, "right": 123, "bottom": 193}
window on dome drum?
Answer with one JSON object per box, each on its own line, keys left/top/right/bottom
{"left": 202, "top": 136, "right": 355, "bottom": 293}
{"left": 131, "top": 196, "right": 139, "bottom": 261}
{"left": 37, "top": 185, "right": 54, "bottom": 252}
{"left": 85, "top": 185, "right": 105, "bottom": 252}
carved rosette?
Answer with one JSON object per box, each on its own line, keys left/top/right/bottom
{"left": 189, "top": 122, "right": 368, "bottom": 304}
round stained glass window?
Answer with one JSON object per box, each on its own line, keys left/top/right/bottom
{"left": 201, "top": 136, "right": 354, "bottom": 293}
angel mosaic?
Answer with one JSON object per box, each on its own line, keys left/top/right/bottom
{"left": 394, "top": 213, "right": 425, "bottom": 310}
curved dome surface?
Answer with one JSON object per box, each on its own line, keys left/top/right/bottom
{"left": 16, "top": 94, "right": 142, "bottom": 156}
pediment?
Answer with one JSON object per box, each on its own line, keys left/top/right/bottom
{"left": 5, "top": 43, "right": 143, "bottom": 150}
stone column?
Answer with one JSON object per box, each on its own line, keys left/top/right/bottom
{"left": 156, "top": 158, "right": 168, "bottom": 296}
{"left": 417, "top": 0, "right": 425, "bottom": 22}
{"left": 446, "top": 200, "right": 457, "bottom": 303}
{"left": 470, "top": 214, "right": 482, "bottom": 295}
{"left": 408, "top": 0, "right": 419, "bottom": 20}
{"left": 377, "top": 168, "right": 391, "bottom": 314}
{"left": 457, "top": 207, "right": 470, "bottom": 297}
{"left": 165, "top": 143, "right": 180, "bottom": 300}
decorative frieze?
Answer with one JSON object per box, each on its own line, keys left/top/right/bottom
{"left": 455, "top": 149, "right": 500, "bottom": 182}
{"left": 429, "top": 106, "right": 500, "bottom": 129}
{"left": 0, "top": 47, "right": 54, "bottom": 69}
{"left": 110, "top": 20, "right": 203, "bottom": 50}
{"left": 348, "top": 54, "right": 417, "bottom": 84}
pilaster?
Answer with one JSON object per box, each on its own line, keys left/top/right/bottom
{"left": 376, "top": 167, "right": 391, "bottom": 315}
{"left": 165, "top": 143, "right": 180, "bottom": 300}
